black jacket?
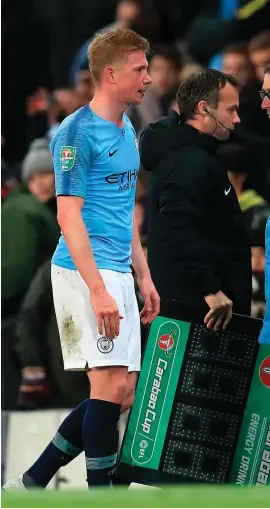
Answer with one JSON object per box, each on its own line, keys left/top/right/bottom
{"left": 140, "top": 111, "right": 252, "bottom": 315}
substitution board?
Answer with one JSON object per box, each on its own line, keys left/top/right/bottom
{"left": 117, "top": 301, "right": 270, "bottom": 487}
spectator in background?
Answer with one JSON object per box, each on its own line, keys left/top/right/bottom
{"left": 1, "top": 158, "right": 20, "bottom": 202}
{"left": 222, "top": 43, "right": 270, "bottom": 137}
{"left": 148, "top": 44, "right": 182, "bottom": 98}
{"left": 26, "top": 87, "right": 52, "bottom": 143}
{"left": 74, "top": 66, "right": 95, "bottom": 107}
{"left": 13, "top": 259, "right": 89, "bottom": 411}
{"left": 217, "top": 141, "right": 270, "bottom": 243}
{"left": 23, "top": 141, "right": 56, "bottom": 204}
{"left": 2, "top": 139, "right": 59, "bottom": 318}
{"left": 27, "top": 88, "right": 80, "bottom": 144}
{"left": 128, "top": 44, "right": 182, "bottom": 134}
{"left": 70, "top": 0, "right": 143, "bottom": 84}
{"left": 222, "top": 43, "right": 255, "bottom": 86}
{"left": 46, "top": 89, "right": 82, "bottom": 141}
{"left": 53, "top": 89, "right": 81, "bottom": 116}
{"left": 248, "top": 31, "right": 270, "bottom": 82}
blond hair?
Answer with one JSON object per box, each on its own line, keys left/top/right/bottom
{"left": 88, "top": 28, "right": 149, "bottom": 84}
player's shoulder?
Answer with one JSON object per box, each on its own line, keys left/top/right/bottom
{"left": 57, "top": 104, "right": 91, "bottom": 134}
{"left": 50, "top": 105, "right": 94, "bottom": 152}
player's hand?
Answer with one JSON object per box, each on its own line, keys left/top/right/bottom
{"left": 204, "top": 291, "right": 233, "bottom": 331}
{"left": 90, "top": 288, "right": 123, "bottom": 339}
{"left": 137, "top": 276, "right": 160, "bottom": 325}
{"left": 18, "top": 367, "right": 51, "bottom": 410}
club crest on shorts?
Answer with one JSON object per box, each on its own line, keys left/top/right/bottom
{"left": 97, "top": 337, "right": 114, "bottom": 354}
{"left": 60, "top": 146, "right": 76, "bottom": 171}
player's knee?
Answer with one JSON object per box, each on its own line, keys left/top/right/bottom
{"left": 109, "top": 375, "right": 128, "bottom": 403}
{"left": 88, "top": 367, "right": 128, "bottom": 404}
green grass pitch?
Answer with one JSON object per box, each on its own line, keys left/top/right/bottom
{"left": 2, "top": 486, "right": 270, "bottom": 508}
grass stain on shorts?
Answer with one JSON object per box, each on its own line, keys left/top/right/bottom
{"left": 61, "top": 313, "right": 82, "bottom": 355}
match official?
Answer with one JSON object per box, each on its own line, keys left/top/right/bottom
{"left": 140, "top": 69, "right": 252, "bottom": 331}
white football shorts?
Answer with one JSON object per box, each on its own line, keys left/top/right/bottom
{"left": 51, "top": 264, "right": 141, "bottom": 372}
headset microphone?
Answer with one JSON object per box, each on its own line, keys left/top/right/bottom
{"left": 203, "top": 107, "right": 231, "bottom": 132}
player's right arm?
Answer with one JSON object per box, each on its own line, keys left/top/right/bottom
{"left": 51, "top": 126, "right": 122, "bottom": 339}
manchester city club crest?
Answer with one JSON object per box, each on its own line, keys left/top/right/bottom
{"left": 97, "top": 337, "right": 114, "bottom": 354}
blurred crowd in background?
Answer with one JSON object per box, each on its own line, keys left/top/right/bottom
{"left": 2, "top": 0, "right": 270, "bottom": 411}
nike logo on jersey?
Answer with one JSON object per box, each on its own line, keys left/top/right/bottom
{"left": 224, "top": 186, "right": 231, "bottom": 195}
{"left": 109, "top": 148, "right": 119, "bottom": 157}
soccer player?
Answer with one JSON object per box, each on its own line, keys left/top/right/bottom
{"left": 259, "top": 63, "right": 270, "bottom": 345}
{"left": 4, "top": 28, "right": 160, "bottom": 490}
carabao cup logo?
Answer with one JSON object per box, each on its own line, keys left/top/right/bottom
{"left": 259, "top": 356, "right": 270, "bottom": 389}
{"left": 158, "top": 330, "right": 176, "bottom": 357}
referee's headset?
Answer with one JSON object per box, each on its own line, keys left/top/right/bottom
{"left": 203, "top": 106, "right": 232, "bottom": 133}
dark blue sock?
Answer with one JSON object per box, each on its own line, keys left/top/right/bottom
{"left": 83, "top": 399, "right": 121, "bottom": 487}
{"left": 24, "top": 399, "right": 87, "bottom": 487}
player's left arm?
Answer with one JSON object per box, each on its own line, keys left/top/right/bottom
{"left": 131, "top": 213, "right": 160, "bottom": 323}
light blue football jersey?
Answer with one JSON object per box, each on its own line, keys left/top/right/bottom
{"left": 50, "top": 105, "right": 140, "bottom": 272}
{"left": 259, "top": 218, "right": 270, "bottom": 344}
